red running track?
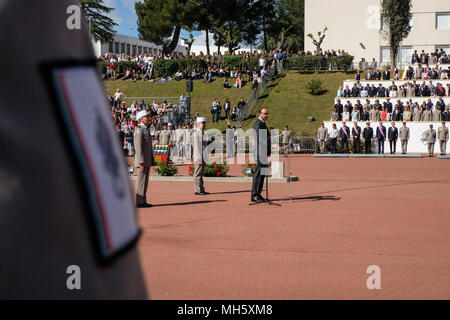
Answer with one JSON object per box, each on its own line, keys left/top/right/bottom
{"left": 134, "top": 155, "right": 450, "bottom": 299}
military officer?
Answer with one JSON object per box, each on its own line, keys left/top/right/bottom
{"left": 316, "top": 123, "right": 328, "bottom": 154}
{"left": 158, "top": 122, "right": 172, "bottom": 145}
{"left": 168, "top": 123, "right": 177, "bottom": 162}
{"left": 134, "top": 110, "right": 153, "bottom": 207}
{"left": 193, "top": 117, "right": 209, "bottom": 195}
{"left": 399, "top": 122, "right": 410, "bottom": 154}
{"left": 184, "top": 123, "right": 194, "bottom": 161}
{"left": 281, "top": 125, "right": 292, "bottom": 157}
{"left": 175, "top": 124, "right": 185, "bottom": 160}
{"left": 438, "top": 121, "right": 449, "bottom": 155}
{"left": 426, "top": 124, "right": 437, "bottom": 157}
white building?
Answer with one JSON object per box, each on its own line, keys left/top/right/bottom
{"left": 91, "top": 33, "right": 186, "bottom": 57}
{"left": 305, "top": 0, "right": 450, "bottom": 67}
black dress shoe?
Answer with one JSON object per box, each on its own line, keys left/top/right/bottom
{"left": 201, "top": 191, "right": 210, "bottom": 195}
{"left": 136, "top": 203, "right": 152, "bottom": 208}
{"left": 251, "top": 196, "right": 264, "bottom": 203}
{"left": 257, "top": 195, "right": 268, "bottom": 202}
{"left": 195, "top": 192, "right": 208, "bottom": 195}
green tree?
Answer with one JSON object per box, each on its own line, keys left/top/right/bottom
{"left": 307, "top": 26, "right": 328, "bottom": 53}
{"left": 277, "top": 0, "right": 304, "bottom": 51}
{"left": 135, "top": 0, "right": 198, "bottom": 55}
{"left": 180, "top": 27, "right": 195, "bottom": 56}
{"left": 381, "top": 0, "right": 412, "bottom": 68}
{"left": 80, "top": 0, "right": 118, "bottom": 43}
{"left": 217, "top": 25, "right": 243, "bottom": 54}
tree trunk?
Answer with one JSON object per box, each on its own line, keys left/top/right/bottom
{"left": 390, "top": 43, "right": 397, "bottom": 68}
{"left": 263, "top": 18, "right": 267, "bottom": 51}
{"left": 205, "top": 28, "right": 210, "bottom": 55}
{"left": 163, "top": 25, "right": 181, "bottom": 55}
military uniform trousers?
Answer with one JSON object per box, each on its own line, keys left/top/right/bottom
{"left": 194, "top": 163, "right": 206, "bottom": 193}
{"left": 136, "top": 166, "right": 150, "bottom": 205}
{"left": 439, "top": 140, "right": 447, "bottom": 155}
{"left": 401, "top": 139, "right": 408, "bottom": 154}
{"left": 184, "top": 143, "right": 192, "bottom": 159}
{"left": 282, "top": 142, "right": 291, "bottom": 156}
{"left": 318, "top": 140, "right": 326, "bottom": 154}
{"left": 428, "top": 142, "right": 435, "bottom": 156}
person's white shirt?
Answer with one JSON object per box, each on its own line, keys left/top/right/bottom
{"left": 329, "top": 128, "right": 338, "bottom": 139}
{"left": 342, "top": 112, "right": 350, "bottom": 121}
{"left": 261, "top": 68, "right": 267, "bottom": 78}
{"left": 258, "top": 58, "right": 266, "bottom": 67}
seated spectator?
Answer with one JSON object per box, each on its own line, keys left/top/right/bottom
{"left": 342, "top": 107, "right": 350, "bottom": 121}
{"left": 232, "top": 74, "right": 243, "bottom": 88}
{"left": 131, "top": 69, "right": 139, "bottom": 82}
{"left": 223, "top": 78, "right": 230, "bottom": 89}
{"left": 230, "top": 67, "right": 238, "bottom": 78}
{"left": 337, "top": 86, "right": 344, "bottom": 97}
{"left": 174, "top": 70, "right": 183, "bottom": 81}
{"left": 331, "top": 108, "right": 339, "bottom": 121}
{"left": 122, "top": 69, "right": 131, "bottom": 80}
{"left": 203, "top": 69, "right": 212, "bottom": 83}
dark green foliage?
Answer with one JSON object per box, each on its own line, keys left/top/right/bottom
{"left": 381, "top": 0, "right": 412, "bottom": 68}
{"left": 223, "top": 56, "right": 243, "bottom": 69}
{"left": 153, "top": 59, "right": 179, "bottom": 78}
{"left": 305, "top": 79, "right": 323, "bottom": 95}
{"left": 80, "top": 0, "right": 117, "bottom": 43}
{"left": 287, "top": 55, "right": 354, "bottom": 71}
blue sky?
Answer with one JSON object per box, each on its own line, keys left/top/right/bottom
{"left": 104, "top": 0, "right": 199, "bottom": 39}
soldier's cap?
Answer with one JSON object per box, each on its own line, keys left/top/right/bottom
{"left": 196, "top": 117, "right": 207, "bottom": 123}
{"left": 168, "top": 123, "right": 173, "bottom": 126}
{"left": 136, "top": 110, "right": 149, "bottom": 121}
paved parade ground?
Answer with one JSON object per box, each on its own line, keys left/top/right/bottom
{"left": 134, "top": 155, "right": 450, "bottom": 299}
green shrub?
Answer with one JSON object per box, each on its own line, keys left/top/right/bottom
{"left": 153, "top": 59, "right": 179, "bottom": 78}
{"left": 305, "top": 78, "right": 323, "bottom": 95}
{"left": 205, "top": 162, "right": 230, "bottom": 177}
{"left": 223, "top": 56, "right": 243, "bottom": 69}
{"left": 177, "top": 58, "right": 206, "bottom": 72}
{"left": 287, "top": 55, "right": 354, "bottom": 71}
{"left": 155, "top": 160, "right": 178, "bottom": 176}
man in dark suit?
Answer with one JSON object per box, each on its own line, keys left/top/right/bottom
{"left": 339, "top": 122, "right": 350, "bottom": 153}
{"left": 382, "top": 67, "right": 391, "bottom": 80}
{"left": 334, "top": 99, "right": 344, "bottom": 120}
{"left": 363, "top": 122, "right": 374, "bottom": 154}
{"left": 374, "top": 69, "right": 381, "bottom": 80}
{"left": 376, "top": 121, "right": 387, "bottom": 154}
{"left": 388, "top": 122, "right": 398, "bottom": 154}
{"left": 383, "top": 98, "right": 393, "bottom": 113}
{"left": 251, "top": 108, "right": 271, "bottom": 203}
{"left": 352, "top": 122, "right": 362, "bottom": 153}
{"left": 351, "top": 84, "right": 360, "bottom": 97}
{"left": 391, "top": 105, "right": 402, "bottom": 121}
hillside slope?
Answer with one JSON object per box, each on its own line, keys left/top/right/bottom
{"left": 103, "top": 71, "right": 352, "bottom": 136}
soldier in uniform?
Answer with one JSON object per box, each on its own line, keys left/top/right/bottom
{"left": 281, "top": 125, "right": 292, "bottom": 157}
{"left": 399, "top": 122, "right": 410, "bottom": 154}
{"left": 175, "top": 124, "right": 185, "bottom": 160}
{"left": 362, "top": 122, "right": 374, "bottom": 154}
{"left": 158, "top": 122, "right": 172, "bottom": 145}
{"left": 0, "top": 0, "right": 147, "bottom": 299}
{"left": 193, "top": 117, "right": 209, "bottom": 195}
{"left": 168, "top": 123, "right": 177, "bottom": 162}
{"left": 316, "top": 123, "right": 328, "bottom": 154}
{"left": 426, "top": 124, "right": 437, "bottom": 157}
{"left": 134, "top": 110, "right": 153, "bottom": 208}
{"left": 184, "top": 123, "right": 194, "bottom": 161}
{"left": 438, "top": 121, "right": 449, "bottom": 155}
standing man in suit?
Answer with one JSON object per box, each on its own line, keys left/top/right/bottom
{"left": 399, "top": 122, "right": 410, "bottom": 154}
{"left": 438, "top": 121, "right": 449, "bottom": 155}
{"left": 363, "top": 122, "right": 374, "bottom": 154}
{"left": 376, "top": 121, "right": 387, "bottom": 154}
{"left": 352, "top": 122, "right": 361, "bottom": 154}
{"left": 383, "top": 67, "right": 391, "bottom": 80}
{"left": 388, "top": 122, "right": 398, "bottom": 154}
{"left": 339, "top": 122, "right": 350, "bottom": 153}
{"left": 251, "top": 108, "right": 271, "bottom": 203}
{"left": 134, "top": 110, "right": 153, "bottom": 208}
{"left": 193, "top": 117, "right": 209, "bottom": 195}
{"left": 426, "top": 124, "right": 437, "bottom": 157}
{"left": 317, "top": 123, "right": 328, "bottom": 154}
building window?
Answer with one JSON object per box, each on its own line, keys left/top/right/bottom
{"left": 121, "top": 43, "right": 125, "bottom": 54}
{"left": 109, "top": 41, "right": 113, "bottom": 53}
{"left": 381, "top": 47, "right": 390, "bottom": 63}
{"left": 127, "top": 44, "right": 130, "bottom": 55}
{"left": 436, "top": 13, "right": 450, "bottom": 30}
{"left": 115, "top": 42, "right": 119, "bottom": 54}
{"left": 380, "top": 46, "right": 412, "bottom": 64}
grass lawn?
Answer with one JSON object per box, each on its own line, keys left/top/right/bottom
{"left": 103, "top": 71, "right": 353, "bottom": 136}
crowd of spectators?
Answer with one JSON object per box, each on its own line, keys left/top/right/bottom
{"left": 337, "top": 80, "right": 450, "bottom": 99}
{"left": 332, "top": 96, "right": 450, "bottom": 122}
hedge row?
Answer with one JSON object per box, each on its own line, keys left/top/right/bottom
{"left": 286, "top": 55, "right": 354, "bottom": 71}
{"left": 99, "top": 54, "right": 355, "bottom": 78}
